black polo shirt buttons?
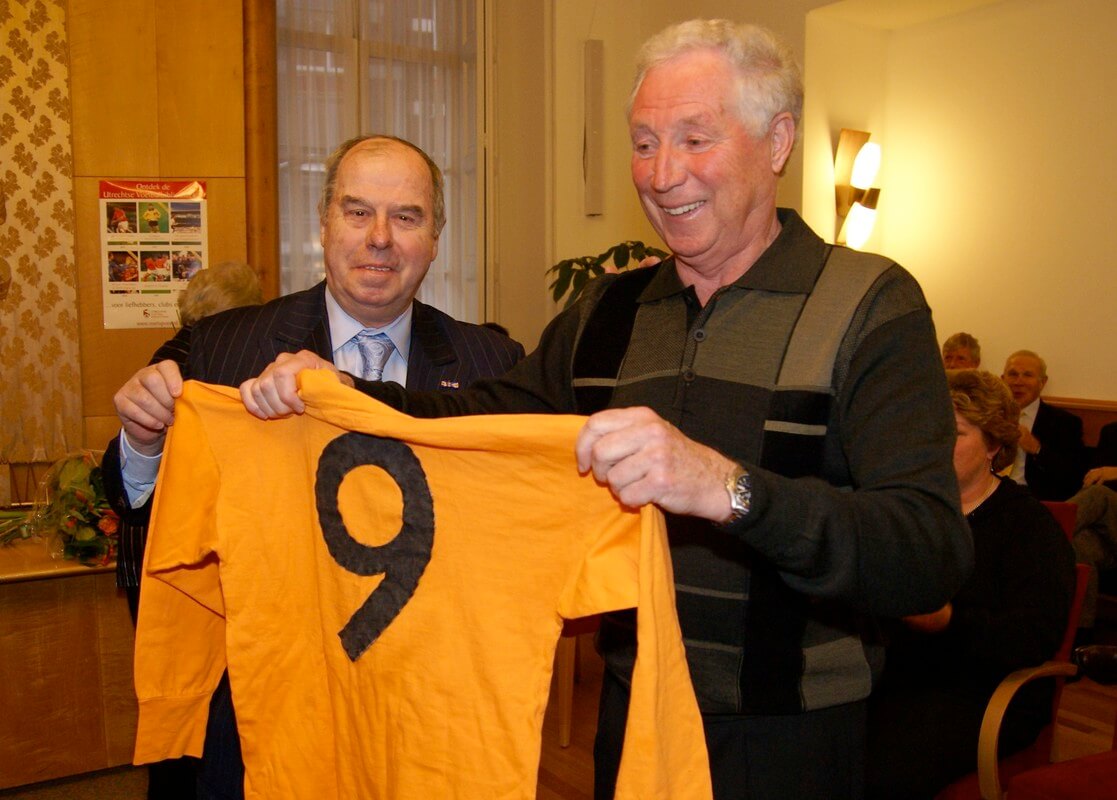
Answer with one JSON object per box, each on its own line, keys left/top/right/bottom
{"left": 682, "top": 367, "right": 696, "bottom": 383}
{"left": 694, "top": 328, "right": 707, "bottom": 342}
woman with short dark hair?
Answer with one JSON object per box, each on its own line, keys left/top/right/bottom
{"left": 866, "top": 369, "right": 1075, "bottom": 798}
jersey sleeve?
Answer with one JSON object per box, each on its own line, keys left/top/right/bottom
{"left": 132, "top": 382, "right": 228, "bottom": 764}
{"left": 559, "top": 503, "right": 713, "bottom": 800}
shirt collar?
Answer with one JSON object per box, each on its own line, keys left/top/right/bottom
{"left": 324, "top": 289, "right": 413, "bottom": 363}
{"left": 636, "top": 208, "right": 830, "bottom": 304}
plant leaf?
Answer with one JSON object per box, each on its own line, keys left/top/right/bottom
{"left": 614, "top": 243, "right": 630, "bottom": 268}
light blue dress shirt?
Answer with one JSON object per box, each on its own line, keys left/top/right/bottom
{"left": 120, "top": 291, "right": 414, "bottom": 507}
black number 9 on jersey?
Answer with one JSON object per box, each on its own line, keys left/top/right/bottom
{"left": 316, "top": 432, "right": 435, "bottom": 661}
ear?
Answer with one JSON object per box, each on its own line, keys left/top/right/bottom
{"left": 769, "top": 112, "right": 796, "bottom": 175}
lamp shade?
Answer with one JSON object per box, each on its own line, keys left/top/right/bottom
{"left": 850, "top": 142, "right": 882, "bottom": 191}
{"left": 844, "top": 202, "right": 876, "bottom": 250}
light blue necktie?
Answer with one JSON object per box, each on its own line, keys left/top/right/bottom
{"left": 353, "top": 330, "right": 395, "bottom": 381}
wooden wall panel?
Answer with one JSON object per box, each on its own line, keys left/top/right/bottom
{"left": 85, "top": 415, "right": 123, "bottom": 453}
{"left": 67, "top": 0, "right": 158, "bottom": 176}
{"left": 69, "top": 0, "right": 249, "bottom": 439}
{"left": 0, "top": 572, "right": 135, "bottom": 788}
{"left": 96, "top": 573, "right": 140, "bottom": 766}
{"left": 156, "top": 0, "right": 245, "bottom": 177}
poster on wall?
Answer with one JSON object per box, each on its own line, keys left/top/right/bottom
{"left": 98, "top": 179, "right": 208, "bottom": 329}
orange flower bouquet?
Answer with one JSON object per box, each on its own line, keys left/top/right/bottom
{"left": 0, "top": 452, "right": 120, "bottom": 566}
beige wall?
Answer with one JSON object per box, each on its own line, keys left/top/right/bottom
{"left": 487, "top": 2, "right": 551, "bottom": 350}
{"left": 545, "top": 0, "right": 829, "bottom": 332}
{"left": 804, "top": 0, "right": 1117, "bottom": 398}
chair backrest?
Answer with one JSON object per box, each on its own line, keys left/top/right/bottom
{"left": 1027, "top": 563, "right": 1091, "bottom": 761}
{"left": 1041, "top": 500, "right": 1077, "bottom": 542}
{"left": 1041, "top": 501, "right": 1083, "bottom": 666}
{"left": 1029, "top": 503, "right": 1084, "bottom": 758}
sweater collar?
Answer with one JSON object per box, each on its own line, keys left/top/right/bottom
{"left": 637, "top": 208, "right": 830, "bottom": 305}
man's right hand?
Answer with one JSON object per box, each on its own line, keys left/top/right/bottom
{"left": 113, "top": 360, "right": 184, "bottom": 455}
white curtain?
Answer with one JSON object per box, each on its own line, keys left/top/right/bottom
{"left": 277, "top": 0, "right": 479, "bottom": 322}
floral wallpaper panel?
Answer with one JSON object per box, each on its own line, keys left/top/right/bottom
{"left": 0, "top": 0, "right": 81, "bottom": 463}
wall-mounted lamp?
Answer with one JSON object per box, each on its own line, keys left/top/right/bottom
{"left": 834, "top": 128, "right": 881, "bottom": 250}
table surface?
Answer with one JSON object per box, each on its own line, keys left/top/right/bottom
{"left": 0, "top": 536, "right": 113, "bottom": 584}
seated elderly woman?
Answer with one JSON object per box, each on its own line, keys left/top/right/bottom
{"left": 866, "top": 369, "right": 1075, "bottom": 799}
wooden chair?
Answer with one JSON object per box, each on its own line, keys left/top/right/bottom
{"left": 553, "top": 615, "right": 600, "bottom": 747}
{"left": 937, "top": 501, "right": 1087, "bottom": 799}
{"left": 980, "top": 646, "right": 1117, "bottom": 799}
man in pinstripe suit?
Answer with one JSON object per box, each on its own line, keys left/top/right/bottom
{"left": 104, "top": 135, "right": 523, "bottom": 800}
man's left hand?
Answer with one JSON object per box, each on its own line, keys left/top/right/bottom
{"left": 240, "top": 350, "right": 348, "bottom": 419}
{"left": 1018, "top": 425, "right": 1041, "bottom": 455}
{"left": 574, "top": 406, "right": 737, "bottom": 522}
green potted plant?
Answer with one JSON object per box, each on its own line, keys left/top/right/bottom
{"left": 547, "top": 241, "right": 669, "bottom": 308}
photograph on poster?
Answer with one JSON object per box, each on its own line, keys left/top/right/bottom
{"left": 106, "top": 202, "right": 135, "bottom": 233}
{"left": 170, "top": 202, "right": 202, "bottom": 235}
{"left": 172, "top": 248, "right": 203, "bottom": 280}
{"left": 140, "top": 250, "right": 171, "bottom": 282}
{"left": 107, "top": 250, "right": 138, "bottom": 282}
{"left": 139, "top": 202, "right": 168, "bottom": 234}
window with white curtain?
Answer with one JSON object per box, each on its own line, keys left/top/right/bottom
{"left": 277, "top": 0, "right": 480, "bottom": 322}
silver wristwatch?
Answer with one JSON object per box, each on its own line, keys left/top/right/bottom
{"left": 723, "top": 464, "right": 752, "bottom": 524}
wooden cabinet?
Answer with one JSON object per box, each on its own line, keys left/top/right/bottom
{"left": 0, "top": 541, "right": 137, "bottom": 789}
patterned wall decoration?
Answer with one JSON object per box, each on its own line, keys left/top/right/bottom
{"left": 0, "top": 0, "right": 80, "bottom": 464}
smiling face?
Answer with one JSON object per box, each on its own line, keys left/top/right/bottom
{"left": 320, "top": 139, "right": 439, "bottom": 328}
{"left": 1002, "top": 354, "right": 1047, "bottom": 408}
{"left": 628, "top": 48, "right": 792, "bottom": 294}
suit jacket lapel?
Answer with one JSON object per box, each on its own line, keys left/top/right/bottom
{"left": 268, "top": 281, "right": 334, "bottom": 361}
{"left": 406, "top": 300, "right": 457, "bottom": 390}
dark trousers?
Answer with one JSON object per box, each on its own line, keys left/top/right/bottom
{"left": 197, "top": 672, "right": 245, "bottom": 800}
{"left": 593, "top": 668, "right": 866, "bottom": 800}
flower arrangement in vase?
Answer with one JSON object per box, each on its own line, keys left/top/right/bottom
{"left": 0, "top": 451, "right": 120, "bottom": 566}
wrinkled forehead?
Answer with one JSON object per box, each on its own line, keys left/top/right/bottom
{"left": 1005, "top": 356, "right": 1043, "bottom": 375}
{"left": 630, "top": 49, "right": 741, "bottom": 119}
{"left": 334, "top": 142, "right": 434, "bottom": 208}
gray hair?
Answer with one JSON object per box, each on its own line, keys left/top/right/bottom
{"left": 943, "top": 331, "right": 981, "bottom": 363}
{"left": 318, "top": 135, "right": 446, "bottom": 235}
{"left": 628, "top": 19, "right": 803, "bottom": 145}
{"left": 178, "top": 261, "right": 263, "bottom": 327}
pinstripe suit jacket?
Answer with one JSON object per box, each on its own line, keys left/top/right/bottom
{"left": 106, "top": 281, "right": 525, "bottom": 587}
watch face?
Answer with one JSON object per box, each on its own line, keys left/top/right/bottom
{"left": 726, "top": 468, "right": 751, "bottom": 518}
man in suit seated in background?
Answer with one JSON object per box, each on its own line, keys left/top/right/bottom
{"left": 1001, "top": 349, "right": 1085, "bottom": 500}
{"left": 942, "top": 330, "right": 981, "bottom": 369}
{"left": 105, "top": 134, "right": 525, "bottom": 800}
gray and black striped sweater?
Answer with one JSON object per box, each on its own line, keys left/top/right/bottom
{"left": 359, "top": 208, "right": 973, "bottom": 716}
